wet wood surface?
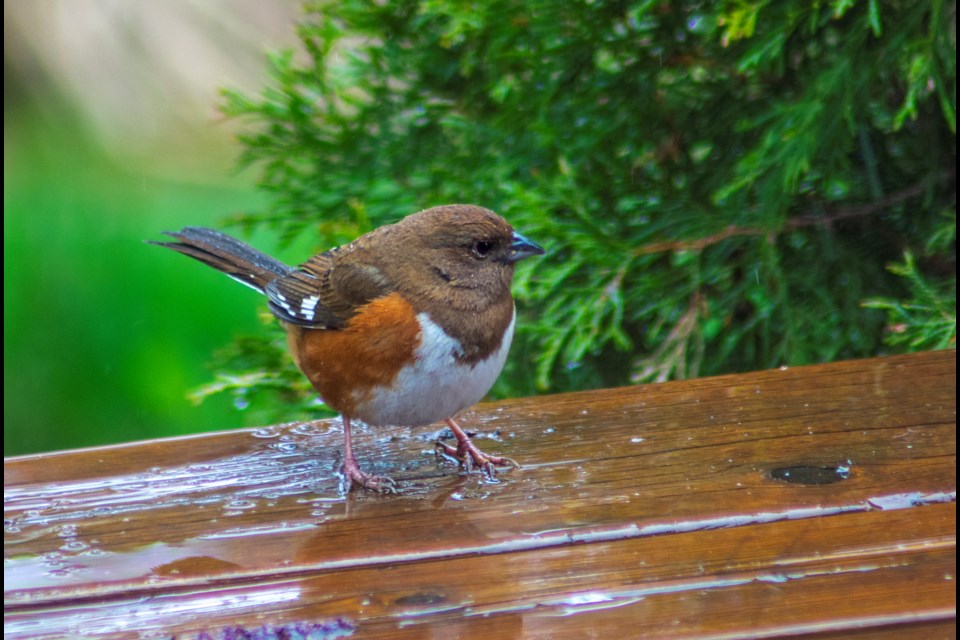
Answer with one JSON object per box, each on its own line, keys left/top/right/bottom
{"left": 4, "top": 350, "right": 956, "bottom": 639}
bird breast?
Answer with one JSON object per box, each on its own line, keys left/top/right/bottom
{"left": 351, "top": 309, "right": 516, "bottom": 427}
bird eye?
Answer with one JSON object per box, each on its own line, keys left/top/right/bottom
{"left": 471, "top": 240, "right": 494, "bottom": 258}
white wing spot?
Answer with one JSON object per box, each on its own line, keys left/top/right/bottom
{"left": 300, "top": 295, "right": 320, "bottom": 320}
{"left": 275, "top": 292, "right": 294, "bottom": 315}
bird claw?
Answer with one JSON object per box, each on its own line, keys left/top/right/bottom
{"left": 340, "top": 468, "right": 398, "bottom": 494}
{"left": 434, "top": 439, "right": 519, "bottom": 479}
{"left": 339, "top": 454, "right": 398, "bottom": 494}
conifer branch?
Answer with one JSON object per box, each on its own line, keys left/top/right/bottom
{"left": 635, "top": 175, "right": 952, "bottom": 257}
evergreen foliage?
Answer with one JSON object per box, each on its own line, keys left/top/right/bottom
{"left": 206, "top": 0, "right": 956, "bottom": 419}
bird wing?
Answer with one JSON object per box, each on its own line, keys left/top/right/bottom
{"left": 264, "top": 248, "right": 393, "bottom": 329}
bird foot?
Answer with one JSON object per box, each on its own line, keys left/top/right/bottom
{"left": 339, "top": 454, "right": 397, "bottom": 494}
{"left": 435, "top": 438, "right": 519, "bottom": 479}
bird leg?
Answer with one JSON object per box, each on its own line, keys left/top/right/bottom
{"left": 339, "top": 416, "right": 397, "bottom": 493}
{"left": 436, "top": 417, "right": 519, "bottom": 478}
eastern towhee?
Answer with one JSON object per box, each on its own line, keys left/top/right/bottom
{"left": 152, "top": 205, "right": 544, "bottom": 492}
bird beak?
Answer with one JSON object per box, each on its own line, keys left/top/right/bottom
{"left": 507, "top": 232, "right": 545, "bottom": 263}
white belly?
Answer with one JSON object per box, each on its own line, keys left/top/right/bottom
{"left": 353, "top": 310, "right": 515, "bottom": 426}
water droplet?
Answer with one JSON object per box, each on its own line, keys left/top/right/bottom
{"left": 45, "top": 568, "right": 75, "bottom": 579}
{"left": 290, "top": 422, "right": 322, "bottom": 435}
{"left": 186, "top": 465, "right": 212, "bottom": 473}
{"left": 630, "top": 437, "right": 645, "bottom": 443}
{"left": 223, "top": 499, "right": 256, "bottom": 511}
{"left": 770, "top": 464, "right": 851, "bottom": 485}
{"left": 251, "top": 427, "right": 281, "bottom": 438}
{"left": 394, "top": 593, "right": 448, "bottom": 607}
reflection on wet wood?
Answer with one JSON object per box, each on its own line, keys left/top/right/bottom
{"left": 4, "top": 350, "right": 956, "bottom": 638}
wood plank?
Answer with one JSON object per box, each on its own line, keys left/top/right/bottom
{"left": 5, "top": 503, "right": 954, "bottom": 638}
{"left": 4, "top": 350, "right": 956, "bottom": 638}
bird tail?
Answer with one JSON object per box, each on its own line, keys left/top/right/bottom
{"left": 150, "top": 227, "right": 293, "bottom": 293}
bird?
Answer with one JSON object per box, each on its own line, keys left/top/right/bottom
{"left": 151, "top": 204, "right": 544, "bottom": 492}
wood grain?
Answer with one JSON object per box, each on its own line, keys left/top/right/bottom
{"left": 4, "top": 350, "right": 956, "bottom": 638}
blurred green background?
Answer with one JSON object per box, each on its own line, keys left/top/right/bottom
{"left": 4, "top": 1, "right": 300, "bottom": 456}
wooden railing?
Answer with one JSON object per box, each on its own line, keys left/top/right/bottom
{"left": 4, "top": 350, "right": 956, "bottom": 638}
